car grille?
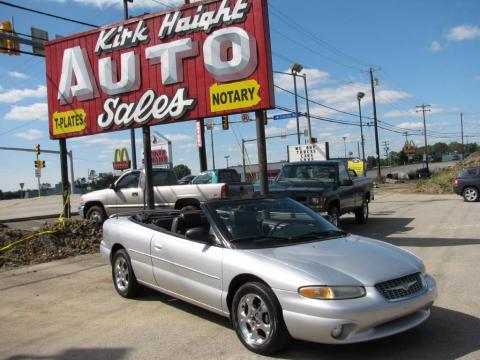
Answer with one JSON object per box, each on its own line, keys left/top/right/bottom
{"left": 375, "top": 273, "right": 424, "bottom": 301}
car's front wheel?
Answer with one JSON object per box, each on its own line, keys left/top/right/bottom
{"left": 463, "top": 187, "right": 479, "bottom": 202}
{"left": 86, "top": 205, "right": 107, "bottom": 224}
{"left": 112, "top": 249, "right": 140, "bottom": 298}
{"left": 355, "top": 199, "right": 369, "bottom": 224}
{"left": 231, "top": 282, "right": 291, "bottom": 355}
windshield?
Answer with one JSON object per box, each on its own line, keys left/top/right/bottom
{"left": 277, "top": 164, "right": 337, "bottom": 183}
{"left": 208, "top": 197, "right": 345, "bottom": 249}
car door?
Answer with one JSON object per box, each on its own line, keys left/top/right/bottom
{"left": 337, "top": 163, "right": 356, "bottom": 211}
{"left": 150, "top": 229, "right": 223, "bottom": 312}
{"left": 107, "top": 171, "right": 141, "bottom": 214}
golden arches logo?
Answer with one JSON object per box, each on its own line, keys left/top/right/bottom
{"left": 113, "top": 148, "right": 131, "bottom": 170}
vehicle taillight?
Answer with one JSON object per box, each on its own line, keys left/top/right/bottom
{"left": 454, "top": 178, "right": 460, "bottom": 186}
{"left": 221, "top": 184, "right": 229, "bottom": 198}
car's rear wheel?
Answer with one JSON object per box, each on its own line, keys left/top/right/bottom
{"left": 86, "top": 205, "right": 107, "bottom": 224}
{"left": 463, "top": 187, "right": 479, "bottom": 202}
{"left": 231, "top": 282, "right": 290, "bottom": 355}
{"left": 355, "top": 199, "right": 369, "bottom": 224}
{"left": 112, "top": 249, "right": 139, "bottom": 298}
{"left": 328, "top": 206, "right": 340, "bottom": 227}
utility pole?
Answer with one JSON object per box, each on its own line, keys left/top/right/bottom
{"left": 342, "top": 136, "right": 347, "bottom": 158}
{"left": 357, "top": 91, "right": 366, "bottom": 175}
{"left": 369, "top": 68, "right": 381, "bottom": 178}
{"left": 292, "top": 70, "right": 301, "bottom": 144}
{"left": 357, "top": 141, "right": 361, "bottom": 159}
{"left": 224, "top": 155, "right": 229, "bottom": 168}
{"left": 210, "top": 123, "right": 215, "bottom": 170}
{"left": 382, "top": 140, "right": 390, "bottom": 166}
{"left": 416, "top": 104, "right": 431, "bottom": 173}
{"left": 460, "top": 112, "right": 465, "bottom": 160}
{"left": 242, "top": 139, "right": 247, "bottom": 181}
{"left": 123, "top": 0, "right": 137, "bottom": 170}
{"left": 302, "top": 74, "right": 312, "bottom": 143}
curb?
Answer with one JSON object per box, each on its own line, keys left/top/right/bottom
{"left": 0, "top": 212, "right": 79, "bottom": 223}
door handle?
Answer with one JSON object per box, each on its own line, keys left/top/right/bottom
{"left": 132, "top": 192, "right": 138, "bottom": 197}
{"left": 153, "top": 243, "right": 163, "bottom": 251}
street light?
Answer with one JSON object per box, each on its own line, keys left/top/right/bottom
{"left": 291, "top": 64, "right": 302, "bottom": 145}
{"left": 224, "top": 155, "right": 230, "bottom": 168}
{"left": 357, "top": 91, "right": 366, "bottom": 175}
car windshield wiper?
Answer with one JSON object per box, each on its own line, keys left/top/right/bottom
{"left": 286, "top": 229, "right": 348, "bottom": 240}
{"left": 230, "top": 235, "right": 289, "bottom": 243}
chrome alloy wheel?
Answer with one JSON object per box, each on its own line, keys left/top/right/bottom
{"left": 464, "top": 188, "right": 478, "bottom": 201}
{"left": 89, "top": 210, "right": 102, "bottom": 222}
{"left": 114, "top": 257, "right": 129, "bottom": 292}
{"left": 237, "top": 294, "right": 272, "bottom": 346}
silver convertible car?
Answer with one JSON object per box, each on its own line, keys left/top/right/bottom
{"left": 100, "top": 197, "right": 437, "bottom": 354}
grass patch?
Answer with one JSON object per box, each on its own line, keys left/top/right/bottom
{"left": 414, "top": 152, "right": 480, "bottom": 194}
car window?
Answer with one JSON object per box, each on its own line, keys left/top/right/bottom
{"left": 277, "top": 164, "right": 337, "bottom": 183}
{"left": 192, "top": 172, "right": 212, "bottom": 184}
{"left": 338, "top": 163, "right": 350, "bottom": 183}
{"left": 116, "top": 172, "right": 139, "bottom": 189}
{"left": 218, "top": 170, "right": 241, "bottom": 183}
{"left": 208, "top": 198, "right": 342, "bottom": 249}
{"left": 461, "top": 168, "right": 479, "bottom": 178}
{"left": 152, "top": 171, "right": 178, "bottom": 186}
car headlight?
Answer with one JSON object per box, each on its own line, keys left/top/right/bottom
{"left": 420, "top": 262, "right": 426, "bottom": 275}
{"left": 299, "top": 286, "right": 366, "bottom": 300}
{"left": 310, "top": 196, "right": 326, "bottom": 207}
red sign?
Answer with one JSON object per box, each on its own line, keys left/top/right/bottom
{"left": 45, "top": 0, "right": 274, "bottom": 139}
{"left": 152, "top": 149, "right": 168, "bottom": 165}
{"left": 241, "top": 113, "right": 250, "bottom": 122}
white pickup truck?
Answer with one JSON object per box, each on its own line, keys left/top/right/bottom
{"left": 79, "top": 168, "right": 253, "bottom": 223}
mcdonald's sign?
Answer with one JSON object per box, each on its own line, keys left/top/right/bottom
{"left": 113, "top": 148, "right": 131, "bottom": 170}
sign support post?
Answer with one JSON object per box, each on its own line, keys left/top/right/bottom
{"left": 198, "top": 119, "right": 208, "bottom": 172}
{"left": 143, "top": 126, "right": 155, "bottom": 210}
{"left": 256, "top": 110, "right": 268, "bottom": 195}
{"left": 59, "top": 138, "right": 71, "bottom": 218}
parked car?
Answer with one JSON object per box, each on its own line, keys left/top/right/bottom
{"left": 79, "top": 168, "right": 253, "bottom": 223}
{"left": 268, "top": 161, "right": 374, "bottom": 226}
{"left": 101, "top": 197, "right": 437, "bottom": 355}
{"left": 191, "top": 168, "right": 243, "bottom": 185}
{"left": 178, "top": 175, "right": 196, "bottom": 185}
{"left": 453, "top": 166, "right": 480, "bottom": 202}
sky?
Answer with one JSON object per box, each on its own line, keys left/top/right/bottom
{"left": 0, "top": 0, "right": 479, "bottom": 191}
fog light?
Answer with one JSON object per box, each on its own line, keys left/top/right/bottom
{"left": 331, "top": 324, "right": 343, "bottom": 339}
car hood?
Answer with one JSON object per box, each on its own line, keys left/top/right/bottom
{"left": 245, "top": 234, "right": 422, "bottom": 286}
{"left": 269, "top": 181, "right": 334, "bottom": 194}
{"left": 80, "top": 188, "right": 110, "bottom": 203}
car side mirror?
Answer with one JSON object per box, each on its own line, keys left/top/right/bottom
{"left": 341, "top": 179, "right": 353, "bottom": 186}
{"left": 185, "top": 227, "right": 213, "bottom": 244}
{"left": 109, "top": 183, "right": 117, "bottom": 191}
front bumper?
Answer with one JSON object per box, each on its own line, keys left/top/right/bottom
{"left": 274, "top": 274, "right": 437, "bottom": 344}
{"left": 79, "top": 205, "right": 85, "bottom": 218}
{"left": 99, "top": 240, "right": 111, "bottom": 262}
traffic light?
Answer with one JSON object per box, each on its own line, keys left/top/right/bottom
{"left": 34, "top": 144, "right": 41, "bottom": 155}
{"left": 0, "top": 21, "right": 20, "bottom": 56}
{"left": 34, "top": 160, "right": 45, "bottom": 168}
{"left": 222, "top": 115, "right": 229, "bottom": 130}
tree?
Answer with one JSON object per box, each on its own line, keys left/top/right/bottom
{"left": 432, "top": 142, "right": 448, "bottom": 159}
{"left": 174, "top": 164, "right": 191, "bottom": 179}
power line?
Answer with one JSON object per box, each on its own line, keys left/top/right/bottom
{"left": 0, "top": 1, "right": 99, "bottom": 28}
{"left": 273, "top": 83, "right": 374, "bottom": 121}
{"left": 268, "top": 1, "right": 371, "bottom": 69}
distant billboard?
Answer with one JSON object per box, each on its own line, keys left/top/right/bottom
{"left": 288, "top": 143, "right": 328, "bottom": 162}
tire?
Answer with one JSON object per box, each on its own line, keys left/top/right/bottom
{"left": 231, "top": 282, "right": 291, "bottom": 355}
{"left": 86, "top": 205, "right": 107, "bottom": 224}
{"left": 180, "top": 205, "right": 199, "bottom": 212}
{"left": 463, "top": 187, "right": 479, "bottom": 202}
{"left": 355, "top": 199, "right": 369, "bottom": 224}
{"left": 328, "top": 206, "right": 340, "bottom": 227}
{"left": 112, "top": 249, "right": 140, "bottom": 298}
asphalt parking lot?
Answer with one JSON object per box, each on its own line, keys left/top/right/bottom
{"left": 1, "top": 190, "right": 479, "bottom": 360}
